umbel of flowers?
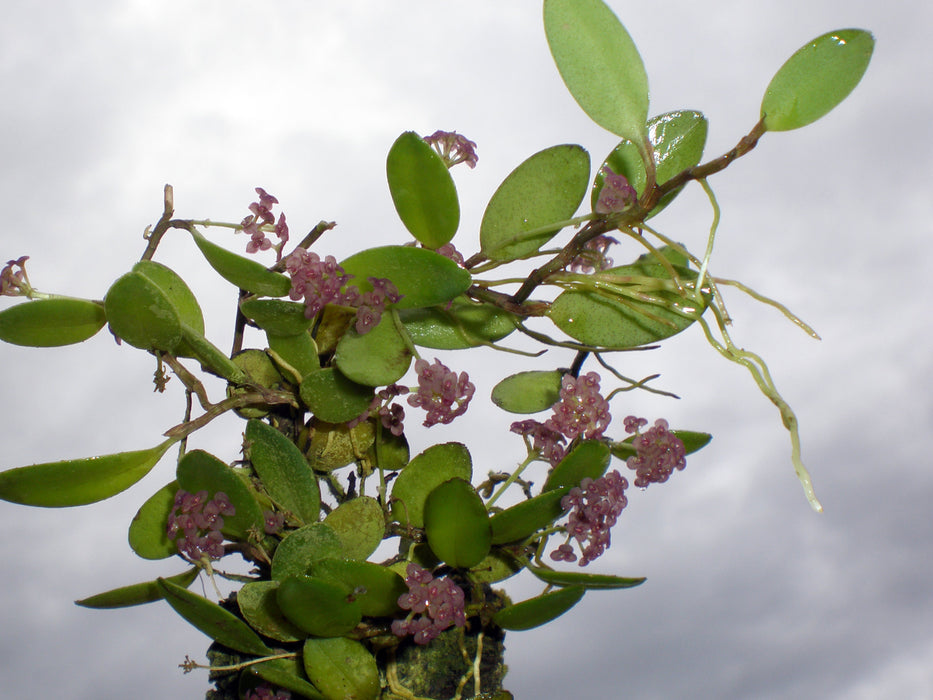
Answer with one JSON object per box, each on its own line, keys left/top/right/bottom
{"left": 0, "top": 1, "right": 873, "bottom": 698}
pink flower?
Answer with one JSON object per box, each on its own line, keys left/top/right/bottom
{"left": 407, "top": 358, "right": 475, "bottom": 427}
{"left": 242, "top": 188, "right": 288, "bottom": 259}
{"left": 423, "top": 130, "right": 479, "bottom": 169}
{"left": 595, "top": 166, "right": 637, "bottom": 213}
{"left": 1, "top": 256, "right": 31, "bottom": 297}
{"left": 624, "top": 416, "right": 687, "bottom": 487}
{"left": 392, "top": 563, "right": 466, "bottom": 645}
{"left": 166, "top": 490, "right": 236, "bottom": 561}
{"left": 551, "top": 470, "right": 628, "bottom": 566}
{"left": 285, "top": 248, "right": 356, "bottom": 318}
{"left": 569, "top": 235, "right": 618, "bottom": 273}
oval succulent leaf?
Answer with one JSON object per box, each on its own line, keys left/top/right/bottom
{"left": 299, "top": 367, "right": 374, "bottom": 424}
{"left": 190, "top": 229, "right": 291, "bottom": 297}
{"left": 543, "top": 440, "right": 611, "bottom": 492}
{"left": 386, "top": 130, "right": 460, "bottom": 248}
{"left": 544, "top": 0, "right": 649, "bottom": 144}
{"left": 271, "top": 522, "right": 344, "bottom": 581}
{"left": 423, "top": 477, "right": 492, "bottom": 569}
{"left": 762, "top": 29, "right": 875, "bottom": 132}
{"left": 390, "top": 442, "right": 472, "bottom": 527}
{"left": 399, "top": 297, "right": 517, "bottom": 349}
{"left": 105, "top": 271, "right": 183, "bottom": 351}
{"left": 267, "top": 331, "right": 319, "bottom": 380}
{"left": 237, "top": 580, "right": 305, "bottom": 643}
{"left": 490, "top": 370, "right": 562, "bottom": 414}
{"left": 489, "top": 488, "right": 569, "bottom": 544}
{"left": 303, "top": 637, "right": 380, "bottom": 700}
{"left": 128, "top": 480, "right": 180, "bottom": 560}
{"left": 132, "top": 260, "right": 204, "bottom": 336}
{"left": 311, "top": 558, "right": 407, "bottom": 617}
{"left": 240, "top": 298, "right": 313, "bottom": 336}
{"left": 322, "top": 496, "right": 385, "bottom": 561}
{"left": 247, "top": 658, "right": 326, "bottom": 700}
{"left": 527, "top": 565, "right": 646, "bottom": 590}
{"left": 0, "top": 297, "right": 106, "bottom": 347}
{"left": 493, "top": 585, "right": 585, "bottom": 631}
{"left": 480, "top": 144, "right": 590, "bottom": 262}
{"left": 334, "top": 312, "right": 413, "bottom": 387}
{"left": 276, "top": 575, "right": 362, "bottom": 637}
{"left": 0, "top": 439, "right": 173, "bottom": 507}
{"left": 75, "top": 568, "right": 199, "bottom": 609}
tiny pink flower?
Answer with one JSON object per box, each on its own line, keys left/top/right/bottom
{"left": 624, "top": 416, "right": 687, "bottom": 487}
{"left": 595, "top": 166, "right": 637, "bottom": 213}
{"left": 423, "top": 130, "right": 479, "bottom": 169}
{"left": 407, "top": 358, "right": 475, "bottom": 427}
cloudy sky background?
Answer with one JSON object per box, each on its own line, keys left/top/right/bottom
{"left": 1, "top": 1, "right": 931, "bottom": 698}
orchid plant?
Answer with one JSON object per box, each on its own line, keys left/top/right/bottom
{"left": 0, "top": 1, "right": 873, "bottom": 698}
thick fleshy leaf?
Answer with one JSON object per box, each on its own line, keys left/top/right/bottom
{"left": 247, "top": 658, "right": 325, "bottom": 700}
{"left": 132, "top": 260, "right": 204, "bottom": 336}
{"left": 390, "top": 442, "right": 472, "bottom": 528}
{"left": 334, "top": 312, "right": 412, "bottom": 387}
{"left": 157, "top": 577, "right": 275, "bottom": 656}
{"left": 245, "top": 419, "right": 320, "bottom": 525}
{"left": 229, "top": 349, "right": 287, "bottom": 419}
{"left": 303, "top": 637, "right": 380, "bottom": 700}
{"left": 75, "top": 568, "right": 199, "bottom": 609}
{"left": 267, "top": 331, "right": 319, "bottom": 380}
{"left": 0, "top": 439, "right": 173, "bottom": 507}
{"left": 128, "top": 480, "right": 179, "bottom": 559}
{"left": 323, "top": 496, "right": 385, "bottom": 561}
{"left": 543, "top": 440, "right": 611, "bottom": 492}
{"left": 105, "top": 271, "right": 183, "bottom": 351}
{"left": 591, "top": 110, "right": 708, "bottom": 218}
{"left": 490, "top": 370, "right": 562, "bottom": 414}
{"left": 307, "top": 420, "right": 376, "bottom": 472}
{"left": 190, "top": 229, "right": 291, "bottom": 297}
{"left": 340, "top": 246, "right": 471, "bottom": 310}
{"left": 398, "top": 297, "right": 516, "bottom": 349}
{"left": 527, "top": 565, "right": 645, "bottom": 590}
{"left": 468, "top": 549, "right": 524, "bottom": 584}
{"left": 240, "top": 298, "right": 313, "bottom": 336}
{"left": 610, "top": 429, "right": 712, "bottom": 461}
{"left": 311, "top": 558, "right": 407, "bottom": 617}
{"left": 544, "top": 0, "right": 649, "bottom": 144}
{"left": 180, "top": 329, "right": 250, "bottom": 384}
{"left": 176, "top": 449, "right": 264, "bottom": 540}
{"left": 276, "top": 575, "right": 362, "bottom": 637}
{"left": 237, "top": 580, "right": 305, "bottom": 643}
{"left": 480, "top": 145, "right": 590, "bottom": 262}
{"left": 762, "top": 29, "right": 874, "bottom": 132}
{"left": 493, "top": 585, "right": 585, "bottom": 631}
{"left": 271, "top": 522, "right": 344, "bottom": 581}
{"left": 0, "top": 297, "right": 106, "bottom": 347}
{"left": 423, "top": 478, "right": 491, "bottom": 569}
{"left": 365, "top": 426, "right": 409, "bottom": 473}
{"left": 386, "top": 131, "right": 460, "bottom": 248}
{"left": 299, "top": 367, "right": 374, "bottom": 423}
{"left": 489, "top": 488, "right": 569, "bottom": 544}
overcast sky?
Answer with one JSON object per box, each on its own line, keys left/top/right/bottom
{"left": 1, "top": 1, "right": 931, "bottom": 698}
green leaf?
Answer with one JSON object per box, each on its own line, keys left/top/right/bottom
{"left": 544, "top": 0, "right": 649, "bottom": 144}
{"left": 128, "top": 480, "right": 179, "bottom": 559}
{"left": 307, "top": 420, "right": 376, "bottom": 472}
{"left": 190, "top": 229, "right": 291, "bottom": 297}
{"left": 228, "top": 349, "right": 287, "bottom": 419}
{"left": 104, "top": 271, "right": 183, "bottom": 351}
{"left": 334, "top": 312, "right": 413, "bottom": 387}
{"left": 0, "top": 439, "right": 173, "bottom": 507}
{"left": 762, "top": 29, "right": 874, "bottom": 132}
{"left": 527, "top": 565, "right": 645, "bottom": 590}
{"left": 543, "top": 440, "right": 611, "bottom": 492}
{"left": 271, "top": 522, "right": 344, "bottom": 581}
{"left": 386, "top": 131, "right": 460, "bottom": 248}
{"left": 398, "top": 297, "right": 517, "bottom": 349}
{"left": 591, "top": 110, "right": 708, "bottom": 218}
{"left": 176, "top": 449, "right": 264, "bottom": 540}
{"left": 75, "top": 568, "right": 199, "bottom": 609}
{"left": 240, "top": 298, "right": 313, "bottom": 336}
{"left": 247, "top": 658, "right": 326, "bottom": 700}
{"left": 390, "top": 442, "right": 472, "bottom": 527}
{"left": 610, "top": 429, "right": 712, "bottom": 460}
{"left": 303, "top": 637, "right": 380, "bottom": 700}
{"left": 480, "top": 145, "right": 590, "bottom": 262}
{"left": 299, "top": 367, "right": 374, "bottom": 423}
{"left": 323, "top": 496, "right": 385, "bottom": 561}
{"left": 340, "top": 246, "right": 471, "bottom": 310}
{"left": 489, "top": 488, "right": 569, "bottom": 544}
{"left": 276, "top": 575, "right": 362, "bottom": 637}
{"left": 490, "top": 370, "right": 562, "bottom": 414}
{"left": 157, "top": 577, "right": 275, "bottom": 656}
{"left": 423, "top": 477, "right": 491, "bottom": 569}
{"left": 468, "top": 549, "right": 524, "bottom": 584}
{"left": 493, "top": 585, "right": 585, "bottom": 631}
{"left": 132, "top": 260, "right": 204, "bottom": 336}
{"left": 245, "top": 419, "right": 320, "bottom": 525}
{"left": 267, "top": 331, "right": 319, "bottom": 380}
{"left": 237, "top": 580, "right": 305, "bottom": 643}
{"left": 0, "top": 297, "right": 106, "bottom": 347}
{"left": 311, "top": 558, "right": 407, "bottom": 617}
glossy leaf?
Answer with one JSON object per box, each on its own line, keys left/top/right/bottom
{"left": 245, "top": 419, "right": 320, "bottom": 525}
{"left": 493, "top": 585, "right": 585, "bottom": 631}
{"left": 276, "top": 575, "right": 362, "bottom": 637}
{"left": 190, "top": 229, "right": 291, "bottom": 297}
{"left": 303, "top": 637, "right": 380, "bottom": 700}
{"left": 0, "top": 439, "right": 173, "bottom": 507}
{"left": 399, "top": 297, "right": 517, "bottom": 349}
{"left": 247, "top": 658, "right": 325, "bottom": 700}
{"left": 762, "top": 29, "right": 874, "bottom": 132}
{"left": 491, "top": 370, "right": 562, "bottom": 414}
{"left": 489, "top": 488, "right": 569, "bottom": 544}
{"left": 591, "top": 110, "right": 708, "bottom": 218}
{"left": 334, "top": 312, "right": 412, "bottom": 387}
{"left": 132, "top": 260, "right": 204, "bottom": 336}
{"left": 340, "top": 246, "right": 471, "bottom": 310}
{"left": 307, "top": 420, "right": 376, "bottom": 472}
{"left": 364, "top": 426, "right": 409, "bottom": 473}
{"left": 104, "top": 271, "right": 182, "bottom": 351}
{"left": 299, "top": 367, "right": 374, "bottom": 424}
{"left": 527, "top": 565, "right": 645, "bottom": 590}
{"left": 267, "top": 331, "right": 319, "bottom": 380}
{"left": 544, "top": 0, "right": 649, "bottom": 144}
{"left": 390, "top": 442, "right": 472, "bottom": 527}
{"left": 157, "top": 577, "right": 275, "bottom": 656}
{"left": 237, "top": 580, "right": 305, "bottom": 643}
{"left": 610, "top": 429, "right": 712, "bottom": 461}
{"left": 176, "top": 449, "right": 264, "bottom": 540}
{"left": 386, "top": 130, "right": 460, "bottom": 248}
{"left": 480, "top": 145, "right": 590, "bottom": 262}
{"left": 468, "top": 549, "right": 524, "bottom": 584}
{"left": 75, "top": 568, "right": 199, "bottom": 609}
{"left": 128, "top": 480, "right": 179, "bottom": 560}
{"left": 240, "top": 298, "right": 313, "bottom": 336}
{"left": 423, "top": 478, "right": 491, "bottom": 569}
{"left": 323, "top": 496, "right": 385, "bottom": 561}
{"left": 543, "top": 440, "right": 611, "bottom": 492}
{"left": 311, "top": 558, "right": 407, "bottom": 617}
{"left": 0, "top": 297, "right": 106, "bottom": 347}
{"left": 271, "top": 522, "right": 344, "bottom": 581}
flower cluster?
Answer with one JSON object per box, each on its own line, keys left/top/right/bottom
{"left": 511, "top": 372, "right": 612, "bottom": 465}
{"left": 391, "top": 563, "right": 466, "bottom": 645}
{"left": 552, "top": 470, "right": 629, "bottom": 566}
{"left": 423, "top": 130, "right": 479, "bottom": 169}
{"left": 624, "top": 416, "right": 687, "bottom": 487}
{"left": 569, "top": 235, "right": 619, "bottom": 273}
{"left": 166, "top": 489, "right": 235, "bottom": 560}
{"left": 407, "top": 358, "right": 475, "bottom": 427}
{"left": 348, "top": 383, "right": 410, "bottom": 436}
{"left": 434, "top": 242, "right": 464, "bottom": 266}
{"left": 352, "top": 277, "right": 404, "bottom": 334}
{"left": 242, "top": 187, "right": 289, "bottom": 258}
{"left": 1, "top": 256, "right": 31, "bottom": 297}
{"left": 245, "top": 686, "right": 291, "bottom": 700}
{"left": 263, "top": 509, "right": 286, "bottom": 534}
{"left": 595, "top": 166, "right": 638, "bottom": 213}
